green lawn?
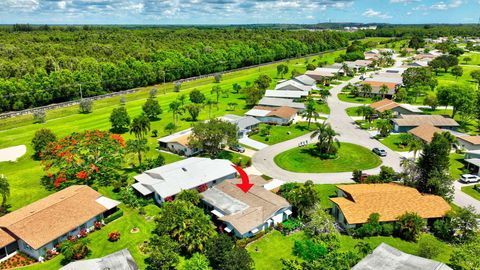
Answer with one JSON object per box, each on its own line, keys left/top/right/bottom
{"left": 346, "top": 106, "right": 364, "bottom": 116}
{"left": 337, "top": 93, "right": 374, "bottom": 104}
{"left": 459, "top": 52, "right": 480, "bottom": 66}
{"left": 461, "top": 185, "right": 480, "bottom": 201}
{"left": 0, "top": 49, "right": 347, "bottom": 212}
{"left": 314, "top": 184, "right": 338, "bottom": 208}
{"left": 25, "top": 203, "right": 160, "bottom": 270}
{"left": 216, "top": 150, "right": 251, "bottom": 168}
{"left": 274, "top": 143, "right": 381, "bottom": 173}
{"left": 379, "top": 134, "right": 409, "bottom": 152}
{"left": 450, "top": 153, "right": 466, "bottom": 181}
{"left": 247, "top": 231, "right": 306, "bottom": 270}
{"left": 249, "top": 122, "right": 316, "bottom": 145}
{"left": 435, "top": 65, "right": 479, "bottom": 88}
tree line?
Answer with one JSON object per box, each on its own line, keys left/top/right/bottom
{"left": 0, "top": 28, "right": 360, "bottom": 113}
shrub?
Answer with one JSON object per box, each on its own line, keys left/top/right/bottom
{"left": 33, "top": 110, "right": 46, "bottom": 123}
{"left": 94, "top": 221, "right": 103, "bottom": 230}
{"left": 355, "top": 213, "right": 382, "bottom": 238}
{"left": 381, "top": 223, "right": 394, "bottom": 236}
{"left": 352, "top": 169, "right": 362, "bottom": 182}
{"left": 152, "top": 129, "right": 158, "bottom": 137}
{"left": 396, "top": 212, "right": 425, "bottom": 242}
{"left": 417, "top": 235, "right": 441, "bottom": 259}
{"left": 104, "top": 210, "right": 124, "bottom": 224}
{"left": 31, "top": 128, "right": 56, "bottom": 159}
{"left": 280, "top": 218, "right": 302, "bottom": 235}
{"left": 79, "top": 99, "right": 93, "bottom": 113}
{"left": 108, "top": 231, "right": 121, "bottom": 242}
{"left": 293, "top": 239, "right": 327, "bottom": 261}
{"left": 59, "top": 238, "right": 90, "bottom": 263}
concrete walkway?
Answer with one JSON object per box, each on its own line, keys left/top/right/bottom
{"left": 239, "top": 137, "right": 268, "bottom": 150}
{"left": 453, "top": 181, "right": 480, "bottom": 212}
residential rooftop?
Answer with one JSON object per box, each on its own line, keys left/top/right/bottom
{"left": 393, "top": 115, "right": 459, "bottom": 127}
{"left": 60, "top": 248, "right": 139, "bottom": 270}
{"left": 258, "top": 97, "right": 305, "bottom": 110}
{"left": 458, "top": 136, "right": 480, "bottom": 145}
{"left": 408, "top": 124, "right": 443, "bottom": 143}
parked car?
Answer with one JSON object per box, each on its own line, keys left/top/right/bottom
{"left": 459, "top": 174, "right": 480, "bottom": 184}
{"left": 372, "top": 148, "right": 387, "bottom": 157}
{"left": 229, "top": 145, "right": 245, "bottom": 153}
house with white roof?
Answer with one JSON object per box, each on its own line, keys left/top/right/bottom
{"left": 275, "top": 80, "right": 311, "bottom": 92}
{"left": 264, "top": 90, "right": 308, "bottom": 99}
{"left": 218, "top": 114, "right": 261, "bottom": 138}
{"left": 158, "top": 128, "right": 200, "bottom": 157}
{"left": 258, "top": 97, "right": 306, "bottom": 111}
{"left": 132, "top": 158, "right": 237, "bottom": 204}
{"left": 292, "top": 75, "right": 316, "bottom": 87}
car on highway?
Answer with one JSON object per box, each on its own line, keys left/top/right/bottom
{"left": 372, "top": 147, "right": 387, "bottom": 157}
{"left": 229, "top": 144, "right": 245, "bottom": 153}
{"left": 459, "top": 174, "right": 480, "bottom": 184}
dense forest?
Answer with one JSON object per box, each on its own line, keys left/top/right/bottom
{"left": 363, "top": 25, "right": 480, "bottom": 38}
{"left": 0, "top": 27, "right": 362, "bottom": 112}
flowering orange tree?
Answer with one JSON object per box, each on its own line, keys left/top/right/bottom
{"left": 41, "top": 130, "right": 125, "bottom": 188}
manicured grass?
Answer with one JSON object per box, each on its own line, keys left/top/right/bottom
{"left": 379, "top": 134, "right": 409, "bottom": 152}
{"left": 216, "top": 150, "right": 251, "bottom": 167}
{"left": 249, "top": 122, "right": 316, "bottom": 145}
{"left": 25, "top": 203, "right": 160, "bottom": 270}
{"left": 337, "top": 93, "right": 374, "bottom": 104}
{"left": 274, "top": 143, "right": 382, "bottom": 173}
{"left": 247, "top": 231, "right": 306, "bottom": 270}
{"left": 436, "top": 65, "right": 479, "bottom": 88}
{"left": 450, "top": 153, "right": 466, "bottom": 181}
{"left": 461, "top": 185, "right": 480, "bottom": 201}
{"left": 459, "top": 52, "right": 480, "bottom": 66}
{"left": 346, "top": 106, "right": 364, "bottom": 116}
{"left": 314, "top": 184, "right": 338, "bottom": 208}
{"left": 419, "top": 107, "right": 453, "bottom": 116}
{"left": 339, "top": 234, "right": 454, "bottom": 264}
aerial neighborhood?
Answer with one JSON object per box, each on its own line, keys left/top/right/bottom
{"left": 0, "top": 13, "right": 480, "bottom": 270}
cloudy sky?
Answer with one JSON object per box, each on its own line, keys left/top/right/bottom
{"left": 0, "top": 0, "right": 479, "bottom": 24}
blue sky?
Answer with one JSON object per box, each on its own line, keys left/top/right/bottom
{"left": 0, "top": 0, "right": 479, "bottom": 25}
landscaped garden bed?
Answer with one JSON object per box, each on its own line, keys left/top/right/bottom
{"left": 0, "top": 252, "right": 36, "bottom": 269}
{"left": 273, "top": 143, "right": 381, "bottom": 173}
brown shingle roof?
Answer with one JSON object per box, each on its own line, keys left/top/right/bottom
{"left": 266, "top": 106, "right": 297, "bottom": 119}
{"left": 0, "top": 185, "right": 108, "bottom": 249}
{"left": 330, "top": 183, "right": 451, "bottom": 225}
{"left": 459, "top": 136, "right": 480, "bottom": 145}
{"left": 369, "top": 99, "right": 400, "bottom": 113}
{"left": 393, "top": 115, "right": 459, "bottom": 127}
{"left": 0, "top": 229, "right": 15, "bottom": 247}
{"left": 408, "top": 124, "right": 443, "bottom": 143}
{"left": 208, "top": 177, "right": 290, "bottom": 235}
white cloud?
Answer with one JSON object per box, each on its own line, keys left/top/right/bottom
{"left": 390, "top": 0, "right": 419, "bottom": 3}
{"left": 362, "top": 8, "right": 392, "bottom": 19}
{"left": 58, "top": 1, "right": 67, "bottom": 9}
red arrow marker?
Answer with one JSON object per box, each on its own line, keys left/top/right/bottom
{"left": 232, "top": 165, "right": 253, "bottom": 193}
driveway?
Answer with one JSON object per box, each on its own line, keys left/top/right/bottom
{"left": 239, "top": 137, "right": 268, "bottom": 150}
{"left": 453, "top": 181, "right": 480, "bottom": 213}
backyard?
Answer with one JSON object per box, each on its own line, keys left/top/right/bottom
{"left": 249, "top": 122, "right": 316, "bottom": 145}
{"left": 274, "top": 143, "right": 382, "bottom": 173}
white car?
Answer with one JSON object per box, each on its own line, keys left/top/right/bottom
{"left": 459, "top": 174, "right": 480, "bottom": 184}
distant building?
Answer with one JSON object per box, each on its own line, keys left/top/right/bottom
{"left": 132, "top": 158, "right": 237, "bottom": 204}
{"left": 352, "top": 243, "right": 452, "bottom": 270}
{"left": 264, "top": 90, "right": 308, "bottom": 99}
{"left": 201, "top": 176, "right": 292, "bottom": 238}
{"left": 330, "top": 183, "right": 451, "bottom": 229}
{"left": 408, "top": 124, "right": 443, "bottom": 144}
{"left": 218, "top": 114, "right": 261, "bottom": 138}
{"left": 275, "top": 79, "right": 312, "bottom": 92}
{"left": 369, "top": 99, "right": 421, "bottom": 116}
{"left": 258, "top": 97, "right": 306, "bottom": 111}
{"left": 457, "top": 136, "right": 480, "bottom": 151}
{"left": 0, "top": 186, "right": 120, "bottom": 261}
{"left": 293, "top": 75, "right": 317, "bottom": 87}
{"left": 359, "top": 81, "right": 399, "bottom": 98}
{"left": 60, "top": 248, "right": 139, "bottom": 270}
{"left": 158, "top": 128, "right": 200, "bottom": 157}
{"left": 392, "top": 115, "right": 459, "bottom": 132}
{"left": 245, "top": 106, "right": 298, "bottom": 125}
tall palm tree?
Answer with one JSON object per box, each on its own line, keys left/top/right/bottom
{"left": 379, "top": 84, "right": 389, "bottom": 99}
{"left": 310, "top": 122, "right": 340, "bottom": 155}
{"left": 126, "top": 138, "right": 150, "bottom": 167}
{"left": 408, "top": 138, "right": 424, "bottom": 159}
{"left": 351, "top": 84, "right": 360, "bottom": 97}
{"left": 204, "top": 98, "right": 215, "bottom": 119}
{"left": 302, "top": 98, "right": 319, "bottom": 128}
{"left": 0, "top": 175, "right": 10, "bottom": 211}
{"left": 169, "top": 100, "right": 183, "bottom": 125}
{"left": 130, "top": 115, "right": 151, "bottom": 139}
{"left": 375, "top": 119, "right": 393, "bottom": 137}
{"left": 211, "top": 86, "right": 221, "bottom": 103}
{"left": 361, "top": 84, "right": 373, "bottom": 98}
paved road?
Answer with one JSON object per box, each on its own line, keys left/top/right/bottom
{"left": 454, "top": 181, "right": 480, "bottom": 212}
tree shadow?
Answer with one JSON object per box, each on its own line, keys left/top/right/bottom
{"left": 300, "top": 146, "right": 336, "bottom": 160}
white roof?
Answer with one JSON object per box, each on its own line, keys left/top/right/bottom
{"left": 245, "top": 109, "right": 271, "bottom": 117}
{"left": 293, "top": 75, "right": 316, "bottom": 86}
{"left": 158, "top": 128, "right": 192, "bottom": 143}
{"left": 132, "top": 182, "right": 153, "bottom": 196}
{"left": 314, "top": 67, "right": 342, "bottom": 74}
{"left": 60, "top": 249, "right": 138, "bottom": 270}
{"left": 275, "top": 80, "right": 311, "bottom": 92}
{"left": 95, "top": 196, "right": 121, "bottom": 210}
{"left": 365, "top": 75, "right": 403, "bottom": 85}
{"left": 398, "top": 104, "right": 422, "bottom": 113}
{"left": 258, "top": 97, "right": 306, "bottom": 110}
{"left": 265, "top": 90, "right": 306, "bottom": 99}
{"left": 465, "top": 159, "right": 480, "bottom": 167}
{"left": 263, "top": 179, "right": 285, "bottom": 191}
{"left": 133, "top": 158, "right": 237, "bottom": 198}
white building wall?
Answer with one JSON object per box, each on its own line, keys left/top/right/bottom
{"left": 458, "top": 139, "right": 480, "bottom": 151}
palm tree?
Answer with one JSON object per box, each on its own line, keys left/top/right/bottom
{"left": 342, "top": 63, "right": 351, "bottom": 77}
{"left": 169, "top": 100, "right": 183, "bottom": 125}
{"left": 351, "top": 84, "right": 360, "bottom": 97}
{"left": 130, "top": 115, "right": 151, "bottom": 139}
{"left": 375, "top": 119, "right": 393, "bottom": 137}
{"left": 441, "top": 131, "right": 457, "bottom": 145}
{"left": 381, "top": 110, "right": 394, "bottom": 120}
{"left": 211, "top": 85, "right": 221, "bottom": 103}
{"left": 126, "top": 138, "right": 150, "bottom": 167}
{"left": 319, "top": 89, "right": 331, "bottom": 104}
{"left": 204, "top": 98, "right": 215, "bottom": 119}
{"left": 361, "top": 84, "right": 373, "bottom": 98}
{"left": 355, "top": 242, "right": 372, "bottom": 257}
{"left": 0, "top": 175, "right": 10, "bottom": 212}
{"left": 310, "top": 122, "right": 340, "bottom": 155}
{"left": 379, "top": 84, "right": 389, "bottom": 99}
{"left": 302, "top": 98, "right": 319, "bottom": 128}
{"left": 407, "top": 138, "right": 424, "bottom": 159}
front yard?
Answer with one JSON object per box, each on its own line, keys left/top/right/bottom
{"left": 249, "top": 122, "right": 316, "bottom": 145}
{"left": 337, "top": 93, "right": 374, "bottom": 104}
{"left": 273, "top": 143, "right": 381, "bottom": 173}
{"left": 461, "top": 185, "right": 480, "bottom": 201}
{"left": 379, "top": 134, "right": 410, "bottom": 152}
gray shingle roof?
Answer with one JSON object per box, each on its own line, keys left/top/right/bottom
{"left": 258, "top": 97, "right": 306, "bottom": 110}
{"left": 60, "top": 249, "right": 139, "bottom": 270}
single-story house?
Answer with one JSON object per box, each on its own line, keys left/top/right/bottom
{"left": 392, "top": 115, "right": 459, "bottom": 133}
{"left": 258, "top": 97, "right": 305, "bottom": 111}
{"left": 466, "top": 150, "right": 480, "bottom": 159}
{"left": 464, "top": 159, "right": 480, "bottom": 176}
{"left": 275, "top": 80, "right": 311, "bottom": 92}
{"left": 359, "top": 81, "right": 399, "bottom": 98}
{"left": 457, "top": 136, "right": 480, "bottom": 151}
{"left": 364, "top": 49, "right": 379, "bottom": 59}
{"left": 305, "top": 70, "right": 336, "bottom": 81}
{"left": 158, "top": 128, "right": 200, "bottom": 157}
{"left": 344, "top": 60, "right": 374, "bottom": 72}
{"left": 264, "top": 90, "right": 308, "bottom": 99}
{"left": 330, "top": 183, "right": 451, "bottom": 229}
{"left": 0, "top": 186, "right": 120, "bottom": 261}
{"left": 245, "top": 106, "right": 298, "bottom": 125}
{"left": 408, "top": 124, "right": 443, "bottom": 143}
{"left": 352, "top": 243, "right": 452, "bottom": 270}
{"left": 365, "top": 74, "right": 403, "bottom": 85}
{"left": 369, "top": 99, "right": 421, "bottom": 116}
{"left": 293, "top": 75, "right": 316, "bottom": 87}
{"left": 201, "top": 176, "right": 292, "bottom": 238}
{"left": 218, "top": 114, "right": 261, "bottom": 138}
{"left": 410, "top": 60, "right": 430, "bottom": 67}
{"left": 60, "top": 248, "right": 138, "bottom": 270}
{"left": 132, "top": 157, "right": 237, "bottom": 204}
